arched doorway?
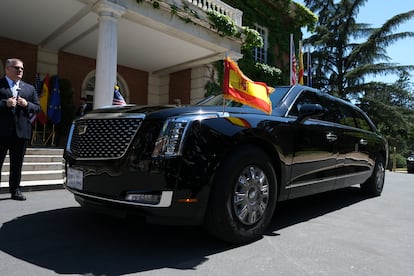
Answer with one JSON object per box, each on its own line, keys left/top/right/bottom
{"left": 81, "top": 70, "right": 129, "bottom": 106}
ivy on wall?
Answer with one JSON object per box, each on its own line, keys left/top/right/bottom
{"left": 135, "top": 0, "right": 316, "bottom": 95}
{"left": 223, "top": 0, "right": 316, "bottom": 83}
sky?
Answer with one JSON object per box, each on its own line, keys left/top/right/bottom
{"left": 296, "top": 0, "right": 414, "bottom": 83}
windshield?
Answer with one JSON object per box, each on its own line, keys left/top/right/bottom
{"left": 198, "top": 86, "right": 291, "bottom": 108}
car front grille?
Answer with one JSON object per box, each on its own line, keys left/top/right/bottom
{"left": 68, "top": 118, "right": 142, "bottom": 160}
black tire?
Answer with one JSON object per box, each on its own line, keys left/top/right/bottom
{"left": 360, "top": 156, "right": 385, "bottom": 197}
{"left": 204, "top": 146, "right": 278, "bottom": 244}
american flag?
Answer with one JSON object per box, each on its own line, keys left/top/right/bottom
{"left": 290, "top": 34, "right": 297, "bottom": 85}
{"left": 113, "top": 84, "right": 126, "bottom": 105}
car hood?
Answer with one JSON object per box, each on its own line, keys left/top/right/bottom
{"left": 85, "top": 104, "right": 284, "bottom": 119}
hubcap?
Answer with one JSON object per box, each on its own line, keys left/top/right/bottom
{"left": 233, "top": 165, "right": 269, "bottom": 225}
{"left": 376, "top": 162, "right": 385, "bottom": 190}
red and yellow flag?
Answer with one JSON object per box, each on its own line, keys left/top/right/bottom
{"left": 37, "top": 74, "right": 50, "bottom": 125}
{"left": 298, "top": 41, "right": 304, "bottom": 85}
{"left": 222, "top": 57, "right": 272, "bottom": 114}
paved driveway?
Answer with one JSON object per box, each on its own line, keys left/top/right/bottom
{"left": 0, "top": 172, "right": 413, "bottom": 275}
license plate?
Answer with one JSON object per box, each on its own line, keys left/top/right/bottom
{"left": 67, "top": 167, "right": 83, "bottom": 190}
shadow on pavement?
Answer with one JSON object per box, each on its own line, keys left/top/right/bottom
{"left": 0, "top": 187, "right": 369, "bottom": 275}
{"left": 267, "top": 186, "right": 369, "bottom": 234}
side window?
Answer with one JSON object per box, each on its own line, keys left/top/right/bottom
{"left": 315, "top": 96, "right": 373, "bottom": 132}
{"left": 320, "top": 97, "right": 341, "bottom": 123}
{"left": 289, "top": 90, "right": 323, "bottom": 117}
{"left": 353, "top": 109, "right": 373, "bottom": 131}
{"left": 320, "top": 97, "right": 357, "bottom": 127}
{"left": 337, "top": 105, "right": 357, "bottom": 128}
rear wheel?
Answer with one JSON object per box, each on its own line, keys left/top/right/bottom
{"left": 361, "top": 156, "right": 385, "bottom": 197}
{"left": 204, "top": 146, "right": 277, "bottom": 244}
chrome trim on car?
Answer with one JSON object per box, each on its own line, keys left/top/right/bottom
{"left": 285, "top": 171, "right": 370, "bottom": 189}
{"left": 285, "top": 176, "right": 336, "bottom": 189}
{"left": 66, "top": 187, "right": 173, "bottom": 208}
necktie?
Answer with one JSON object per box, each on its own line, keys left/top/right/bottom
{"left": 12, "top": 81, "right": 18, "bottom": 97}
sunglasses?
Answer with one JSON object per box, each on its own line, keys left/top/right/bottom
{"left": 10, "top": 66, "right": 24, "bottom": 71}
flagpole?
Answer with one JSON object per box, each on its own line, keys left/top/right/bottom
{"left": 307, "top": 47, "right": 312, "bottom": 87}
{"left": 51, "top": 124, "right": 56, "bottom": 146}
{"left": 31, "top": 121, "right": 37, "bottom": 145}
{"left": 222, "top": 53, "right": 227, "bottom": 115}
{"left": 290, "top": 34, "right": 293, "bottom": 85}
{"left": 42, "top": 123, "right": 46, "bottom": 144}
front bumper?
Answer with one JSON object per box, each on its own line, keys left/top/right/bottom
{"left": 64, "top": 161, "right": 211, "bottom": 225}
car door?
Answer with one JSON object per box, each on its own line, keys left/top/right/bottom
{"left": 330, "top": 102, "right": 376, "bottom": 187}
{"left": 285, "top": 90, "right": 339, "bottom": 199}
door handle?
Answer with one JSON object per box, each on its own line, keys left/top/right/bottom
{"left": 359, "top": 139, "right": 368, "bottom": 145}
{"left": 326, "top": 132, "right": 337, "bottom": 142}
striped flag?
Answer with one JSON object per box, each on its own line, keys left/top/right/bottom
{"left": 290, "top": 34, "right": 297, "bottom": 85}
{"left": 37, "top": 74, "right": 50, "bottom": 125}
{"left": 298, "top": 41, "right": 304, "bottom": 85}
{"left": 30, "top": 73, "right": 42, "bottom": 123}
{"left": 223, "top": 57, "right": 273, "bottom": 115}
{"left": 113, "top": 84, "right": 126, "bottom": 105}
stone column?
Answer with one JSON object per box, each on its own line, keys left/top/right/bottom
{"left": 94, "top": 0, "right": 126, "bottom": 108}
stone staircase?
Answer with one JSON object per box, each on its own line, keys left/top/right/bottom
{"left": 0, "top": 147, "right": 65, "bottom": 193}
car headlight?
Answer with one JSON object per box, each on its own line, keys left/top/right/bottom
{"left": 407, "top": 156, "right": 414, "bottom": 162}
{"left": 152, "top": 112, "right": 228, "bottom": 157}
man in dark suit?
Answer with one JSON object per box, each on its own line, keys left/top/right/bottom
{"left": 76, "top": 96, "right": 92, "bottom": 117}
{"left": 0, "top": 58, "right": 40, "bottom": 200}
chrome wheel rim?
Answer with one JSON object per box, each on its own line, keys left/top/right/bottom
{"left": 233, "top": 165, "right": 269, "bottom": 225}
{"left": 376, "top": 162, "right": 385, "bottom": 190}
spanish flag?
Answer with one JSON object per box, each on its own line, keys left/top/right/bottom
{"left": 222, "top": 57, "right": 273, "bottom": 114}
{"left": 298, "top": 41, "right": 304, "bottom": 85}
{"left": 37, "top": 74, "right": 50, "bottom": 125}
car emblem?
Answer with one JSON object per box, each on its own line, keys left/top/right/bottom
{"left": 77, "top": 125, "right": 87, "bottom": 135}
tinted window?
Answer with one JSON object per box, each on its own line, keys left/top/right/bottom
{"left": 318, "top": 96, "right": 356, "bottom": 127}
{"left": 322, "top": 97, "right": 373, "bottom": 131}
{"left": 289, "top": 90, "right": 323, "bottom": 117}
{"left": 352, "top": 109, "right": 373, "bottom": 131}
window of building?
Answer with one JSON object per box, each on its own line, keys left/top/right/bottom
{"left": 253, "top": 25, "right": 268, "bottom": 64}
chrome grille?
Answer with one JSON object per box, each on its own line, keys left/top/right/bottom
{"left": 69, "top": 118, "right": 142, "bottom": 159}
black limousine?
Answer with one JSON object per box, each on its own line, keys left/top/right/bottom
{"left": 64, "top": 85, "right": 388, "bottom": 244}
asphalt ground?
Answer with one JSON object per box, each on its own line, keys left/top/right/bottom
{"left": 0, "top": 171, "right": 413, "bottom": 275}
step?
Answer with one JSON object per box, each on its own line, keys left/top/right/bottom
{"left": 3, "top": 162, "right": 63, "bottom": 171}
{"left": 4, "top": 155, "right": 64, "bottom": 163}
{"left": 1, "top": 170, "right": 64, "bottom": 182}
{"left": 1, "top": 147, "right": 65, "bottom": 193}
{"left": 25, "top": 148, "right": 64, "bottom": 155}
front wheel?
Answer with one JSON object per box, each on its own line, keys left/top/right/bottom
{"left": 204, "top": 146, "right": 278, "bottom": 244}
{"left": 360, "top": 156, "right": 385, "bottom": 197}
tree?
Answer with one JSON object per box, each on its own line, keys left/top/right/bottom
{"left": 304, "top": 0, "right": 414, "bottom": 98}
{"left": 303, "top": 0, "right": 414, "bottom": 165}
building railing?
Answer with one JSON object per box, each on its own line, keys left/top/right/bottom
{"left": 186, "top": 0, "right": 243, "bottom": 26}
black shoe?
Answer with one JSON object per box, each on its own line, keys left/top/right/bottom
{"left": 11, "top": 190, "right": 26, "bottom": 201}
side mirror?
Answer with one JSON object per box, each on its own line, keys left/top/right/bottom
{"left": 296, "top": 103, "right": 325, "bottom": 123}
